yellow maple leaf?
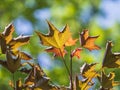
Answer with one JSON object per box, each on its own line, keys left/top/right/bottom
{"left": 36, "top": 21, "right": 71, "bottom": 49}
{"left": 36, "top": 21, "right": 73, "bottom": 58}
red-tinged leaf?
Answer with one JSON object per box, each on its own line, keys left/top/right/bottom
{"left": 102, "top": 41, "right": 120, "bottom": 68}
{"left": 71, "top": 48, "right": 82, "bottom": 59}
{"left": 80, "top": 30, "right": 101, "bottom": 51}
{"left": 65, "top": 37, "right": 78, "bottom": 46}
{"left": 45, "top": 47, "right": 67, "bottom": 57}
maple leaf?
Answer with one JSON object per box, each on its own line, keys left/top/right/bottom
{"left": 36, "top": 21, "right": 71, "bottom": 48}
{"left": 36, "top": 21, "right": 71, "bottom": 57}
{"left": 73, "top": 63, "right": 98, "bottom": 90}
{"left": 71, "top": 48, "right": 82, "bottom": 59}
{"left": 80, "top": 30, "right": 101, "bottom": 51}
{"left": 45, "top": 46, "right": 67, "bottom": 57}
{"left": 102, "top": 41, "right": 120, "bottom": 68}
{"left": 0, "top": 23, "right": 32, "bottom": 60}
{"left": 98, "top": 71, "right": 120, "bottom": 89}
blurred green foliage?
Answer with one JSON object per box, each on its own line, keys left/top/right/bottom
{"left": 0, "top": 0, "right": 120, "bottom": 89}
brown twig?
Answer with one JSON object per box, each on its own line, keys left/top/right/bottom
{"left": 70, "top": 55, "right": 73, "bottom": 90}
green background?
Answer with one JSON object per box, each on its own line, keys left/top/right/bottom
{"left": 0, "top": 0, "right": 120, "bottom": 89}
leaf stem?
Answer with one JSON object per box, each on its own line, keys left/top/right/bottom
{"left": 70, "top": 55, "right": 73, "bottom": 90}
{"left": 59, "top": 48, "right": 70, "bottom": 76}
{"left": 62, "top": 56, "right": 70, "bottom": 76}
{"left": 69, "top": 46, "right": 73, "bottom": 90}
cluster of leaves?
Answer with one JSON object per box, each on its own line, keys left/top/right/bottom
{"left": 0, "top": 21, "right": 120, "bottom": 90}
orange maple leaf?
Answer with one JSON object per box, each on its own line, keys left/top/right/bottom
{"left": 80, "top": 30, "right": 101, "bottom": 51}
{"left": 71, "top": 48, "right": 82, "bottom": 59}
